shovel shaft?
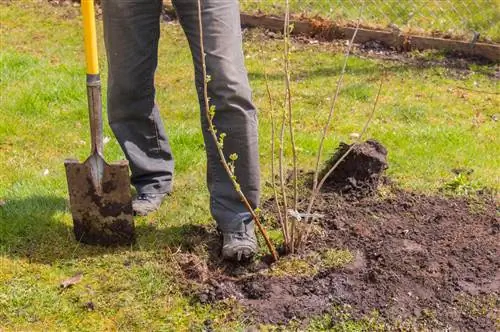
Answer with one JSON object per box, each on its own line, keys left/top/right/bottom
{"left": 81, "top": 0, "right": 103, "bottom": 155}
{"left": 87, "top": 75, "right": 103, "bottom": 155}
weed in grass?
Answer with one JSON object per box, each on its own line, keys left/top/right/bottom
{"left": 341, "top": 82, "right": 373, "bottom": 102}
{"left": 442, "top": 172, "right": 482, "bottom": 196}
{"left": 391, "top": 103, "right": 427, "bottom": 123}
{"left": 309, "top": 305, "right": 386, "bottom": 331}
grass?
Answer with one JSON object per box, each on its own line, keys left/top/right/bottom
{"left": 240, "top": 0, "right": 500, "bottom": 42}
{"left": 1, "top": 1, "right": 499, "bottom": 330}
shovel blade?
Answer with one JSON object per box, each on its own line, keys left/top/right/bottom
{"left": 64, "top": 156, "right": 134, "bottom": 246}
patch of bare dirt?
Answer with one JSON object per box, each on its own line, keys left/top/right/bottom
{"left": 176, "top": 142, "right": 498, "bottom": 329}
{"left": 187, "top": 191, "right": 498, "bottom": 330}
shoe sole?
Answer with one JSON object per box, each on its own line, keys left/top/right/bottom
{"left": 222, "top": 245, "right": 256, "bottom": 262}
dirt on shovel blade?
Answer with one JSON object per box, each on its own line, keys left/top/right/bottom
{"left": 65, "top": 158, "right": 134, "bottom": 246}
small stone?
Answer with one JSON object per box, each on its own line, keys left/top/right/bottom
{"left": 83, "top": 301, "right": 95, "bottom": 311}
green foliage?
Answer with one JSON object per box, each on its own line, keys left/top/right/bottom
{"left": 209, "top": 104, "right": 216, "bottom": 120}
{"left": 442, "top": 172, "right": 482, "bottom": 196}
{"left": 390, "top": 103, "right": 427, "bottom": 123}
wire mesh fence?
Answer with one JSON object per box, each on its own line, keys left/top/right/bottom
{"left": 239, "top": 0, "right": 500, "bottom": 43}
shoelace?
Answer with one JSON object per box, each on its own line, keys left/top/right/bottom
{"left": 232, "top": 232, "right": 246, "bottom": 240}
{"left": 136, "top": 194, "right": 156, "bottom": 201}
{"left": 227, "top": 232, "right": 256, "bottom": 244}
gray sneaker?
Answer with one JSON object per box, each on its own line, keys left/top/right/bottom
{"left": 132, "top": 193, "right": 168, "bottom": 216}
{"left": 221, "top": 220, "right": 258, "bottom": 261}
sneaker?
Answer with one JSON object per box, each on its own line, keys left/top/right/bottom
{"left": 221, "top": 220, "right": 258, "bottom": 261}
{"left": 132, "top": 193, "right": 168, "bottom": 216}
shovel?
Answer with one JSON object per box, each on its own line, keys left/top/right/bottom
{"left": 64, "top": 0, "right": 134, "bottom": 246}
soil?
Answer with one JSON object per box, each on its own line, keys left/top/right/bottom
{"left": 177, "top": 140, "right": 498, "bottom": 329}
{"left": 186, "top": 191, "right": 498, "bottom": 330}
{"left": 320, "top": 139, "right": 388, "bottom": 194}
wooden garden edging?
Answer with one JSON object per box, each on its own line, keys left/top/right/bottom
{"left": 240, "top": 14, "right": 500, "bottom": 62}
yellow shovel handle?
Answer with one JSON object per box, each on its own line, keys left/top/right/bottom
{"left": 81, "top": 0, "right": 99, "bottom": 75}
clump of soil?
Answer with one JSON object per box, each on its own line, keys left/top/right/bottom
{"left": 183, "top": 190, "right": 499, "bottom": 330}
{"left": 320, "top": 139, "right": 388, "bottom": 194}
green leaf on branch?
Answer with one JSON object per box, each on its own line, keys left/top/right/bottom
{"left": 218, "top": 132, "right": 226, "bottom": 148}
{"left": 209, "top": 105, "right": 216, "bottom": 120}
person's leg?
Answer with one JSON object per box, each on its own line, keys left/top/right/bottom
{"left": 102, "top": 0, "right": 174, "bottom": 201}
{"left": 173, "top": 1, "right": 260, "bottom": 241}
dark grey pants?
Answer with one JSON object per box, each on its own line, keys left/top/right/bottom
{"left": 102, "top": 0, "right": 260, "bottom": 232}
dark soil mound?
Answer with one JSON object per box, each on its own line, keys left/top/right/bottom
{"left": 188, "top": 191, "right": 499, "bottom": 330}
{"left": 320, "top": 139, "right": 388, "bottom": 194}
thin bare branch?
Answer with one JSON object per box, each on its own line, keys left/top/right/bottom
{"left": 302, "top": 78, "right": 384, "bottom": 244}
{"left": 318, "top": 79, "right": 382, "bottom": 191}
{"left": 278, "top": 5, "right": 290, "bottom": 246}
{"left": 261, "top": 45, "right": 286, "bottom": 239}
{"left": 311, "top": 14, "right": 363, "bottom": 194}
{"left": 284, "top": 0, "right": 299, "bottom": 254}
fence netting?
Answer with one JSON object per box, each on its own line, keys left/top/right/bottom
{"left": 240, "top": 0, "right": 500, "bottom": 43}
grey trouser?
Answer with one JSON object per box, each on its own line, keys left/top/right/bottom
{"left": 102, "top": 0, "right": 260, "bottom": 232}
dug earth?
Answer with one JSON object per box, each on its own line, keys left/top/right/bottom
{"left": 177, "top": 141, "right": 499, "bottom": 330}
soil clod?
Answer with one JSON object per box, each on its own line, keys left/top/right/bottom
{"left": 321, "top": 139, "right": 388, "bottom": 194}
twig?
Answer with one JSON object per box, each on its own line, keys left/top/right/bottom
{"left": 283, "top": 0, "right": 298, "bottom": 254}
{"left": 311, "top": 14, "right": 362, "bottom": 196}
{"left": 302, "top": 78, "right": 384, "bottom": 243}
{"left": 261, "top": 45, "right": 286, "bottom": 240}
{"left": 278, "top": 16, "right": 290, "bottom": 246}
{"left": 196, "top": 0, "right": 278, "bottom": 261}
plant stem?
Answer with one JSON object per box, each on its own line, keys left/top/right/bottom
{"left": 278, "top": 95, "right": 289, "bottom": 245}
{"left": 303, "top": 78, "right": 384, "bottom": 243}
{"left": 196, "top": 0, "right": 278, "bottom": 261}
{"left": 262, "top": 46, "right": 286, "bottom": 240}
{"left": 284, "top": 0, "right": 298, "bottom": 254}
{"left": 311, "top": 17, "right": 362, "bottom": 196}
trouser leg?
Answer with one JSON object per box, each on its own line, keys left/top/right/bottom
{"left": 173, "top": 0, "right": 260, "bottom": 232}
{"left": 102, "top": 0, "right": 174, "bottom": 194}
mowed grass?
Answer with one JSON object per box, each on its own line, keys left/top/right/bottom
{"left": 0, "top": 1, "right": 499, "bottom": 331}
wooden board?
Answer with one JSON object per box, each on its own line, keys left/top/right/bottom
{"left": 240, "top": 14, "right": 499, "bottom": 62}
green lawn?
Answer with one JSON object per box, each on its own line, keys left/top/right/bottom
{"left": 0, "top": 1, "right": 498, "bottom": 331}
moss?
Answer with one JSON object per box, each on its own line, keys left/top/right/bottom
{"left": 321, "top": 249, "right": 354, "bottom": 269}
